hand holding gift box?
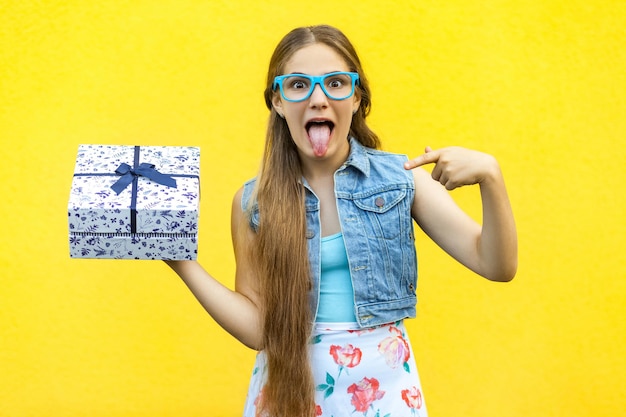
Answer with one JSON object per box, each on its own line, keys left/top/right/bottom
{"left": 68, "top": 145, "right": 200, "bottom": 260}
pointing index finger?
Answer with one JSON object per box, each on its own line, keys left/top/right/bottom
{"left": 404, "top": 147, "right": 440, "bottom": 170}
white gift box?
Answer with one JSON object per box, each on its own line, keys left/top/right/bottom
{"left": 68, "top": 145, "right": 200, "bottom": 260}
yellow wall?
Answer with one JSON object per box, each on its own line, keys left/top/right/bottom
{"left": 1, "top": 1, "right": 625, "bottom": 416}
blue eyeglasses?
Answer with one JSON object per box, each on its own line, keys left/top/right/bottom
{"left": 272, "top": 72, "right": 360, "bottom": 102}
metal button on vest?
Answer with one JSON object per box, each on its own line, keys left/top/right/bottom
{"left": 305, "top": 230, "right": 315, "bottom": 239}
{"left": 375, "top": 197, "right": 385, "bottom": 207}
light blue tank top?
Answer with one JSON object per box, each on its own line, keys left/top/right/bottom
{"left": 316, "top": 232, "right": 357, "bottom": 323}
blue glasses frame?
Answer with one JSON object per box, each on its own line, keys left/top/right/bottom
{"left": 272, "top": 71, "right": 360, "bottom": 102}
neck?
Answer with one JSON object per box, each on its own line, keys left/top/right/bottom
{"left": 299, "top": 142, "right": 350, "bottom": 183}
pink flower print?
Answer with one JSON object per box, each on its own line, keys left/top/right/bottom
{"left": 402, "top": 386, "right": 423, "bottom": 414}
{"left": 253, "top": 387, "right": 268, "bottom": 417}
{"left": 348, "top": 327, "right": 375, "bottom": 336}
{"left": 347, "top": 377, "right": 386, "bottom": 413}
{"left": 330, "top": 343, "right": 363, "bottom": 370}
{"left": 315, "top": 404, "right": 323, "bottom": 416}
{"left": 378, "top": 326, "right": 411, "bottom": 372}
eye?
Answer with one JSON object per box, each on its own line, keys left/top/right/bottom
{"left": 287, "top": 77, "right": 309, "bottom": 90}
{"left": 327, "top": 78, "right": 344, "bottom": 89}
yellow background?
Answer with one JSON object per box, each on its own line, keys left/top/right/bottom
{"left": 1, "top": 1, "right": 625, "bottom": 416}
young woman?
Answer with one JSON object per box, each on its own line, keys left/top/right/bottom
{"left": 166, "top": 25, "right": 517, "bottom": 417}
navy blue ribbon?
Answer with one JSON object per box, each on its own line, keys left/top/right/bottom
{"left": 111, "top": 148, "right": 177, "bottom": 233}
{"left": 111, "top": 162, "right": 177, "bottom": 195}
{"left": 74, "top": 146, "right": 197, "bottom": 233}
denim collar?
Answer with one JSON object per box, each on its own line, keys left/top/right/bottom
{"left": 343, "top": 137, "right": 370, "bottom": 177}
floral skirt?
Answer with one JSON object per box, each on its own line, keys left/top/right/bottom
{"left": 243, "top": 320, "right": 428, "bottom": 417}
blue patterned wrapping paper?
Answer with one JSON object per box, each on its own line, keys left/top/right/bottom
{"left": 68, "top": 145, "right": 200, "bottom": 260}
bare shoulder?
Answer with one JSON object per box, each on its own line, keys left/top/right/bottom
{"left": 232, "top": 186, "right": 245, "bottom": 216}
{"left": 410, "top": 165, "right": 479, "bottom": 240}
{"left": 231, "top": 186, "right": 249, "bottom": 248}
{"left": 410, "top": 167, "right": 455, "bottom": 220}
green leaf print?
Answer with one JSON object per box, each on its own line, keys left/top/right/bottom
{"left": 315, "top": 372, "right": 336, "bottom": 400}
{"left": 326, "top": 372, "right": 335, "bottom": 385}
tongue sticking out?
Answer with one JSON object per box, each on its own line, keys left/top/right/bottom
{"left": 307, "top": 123, "right": 332, "bottom": 157}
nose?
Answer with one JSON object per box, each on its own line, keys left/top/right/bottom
{"left": 309, "top": 82, "right": 328, "bottom": 107}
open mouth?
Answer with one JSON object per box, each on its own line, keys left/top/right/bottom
{"left": 305, "top": 120, "right": 335, "bottom": 134}
{"left": 305, "top": 120, "right": 335, "bottom": 157}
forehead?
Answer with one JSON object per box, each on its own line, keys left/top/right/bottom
{"left": 283, "top": 43, "right": 350, "bottom": 75}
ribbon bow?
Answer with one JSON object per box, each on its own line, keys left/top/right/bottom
{"left": 111, "top": 162, "right": 177, "bottom": 195}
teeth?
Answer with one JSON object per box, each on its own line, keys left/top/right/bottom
{"left": 307, "top": 121, "right": 333, "bottom": 129}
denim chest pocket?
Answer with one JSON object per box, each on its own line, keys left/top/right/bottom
{"left": 352, "top": 188, "right": 409, "bottom": 239}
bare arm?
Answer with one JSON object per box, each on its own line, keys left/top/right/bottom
{"left": 405, "top": 146, "right": 518, "bottom": 282}
{"left": 165, "top": 187, "right": 263, "bottom": 349}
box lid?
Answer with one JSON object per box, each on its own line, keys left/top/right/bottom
{"left": 68, "top": 145, "right": 200, "bottom": 235}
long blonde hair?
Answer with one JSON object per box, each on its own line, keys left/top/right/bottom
{"left": 250, "top": 25, "right": 379, "bottom": 417}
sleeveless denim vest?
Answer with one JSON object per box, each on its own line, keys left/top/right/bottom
{"left": 241, "top": 138, "right": 418, "bottom": 328}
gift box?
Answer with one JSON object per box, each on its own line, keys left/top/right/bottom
{"left": 68, "top": 145, "right": 200, "bottom": 260}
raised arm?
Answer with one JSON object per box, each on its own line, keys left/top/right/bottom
{"left": 405, "top": 146, "right": 518, "bottom": 282}
{"left": 164, "top": 187, "right": 263, "bottom": 349}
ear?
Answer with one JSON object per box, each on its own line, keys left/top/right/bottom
{"left": 352, "top": 91, "right": 361, "bottom": 115}
{"left": 272, "top": 93, "right": 284, "bottom": 118}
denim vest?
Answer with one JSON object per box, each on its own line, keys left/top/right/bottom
{"left": 241, "top": 138, "right": 418, "bottom": 328}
